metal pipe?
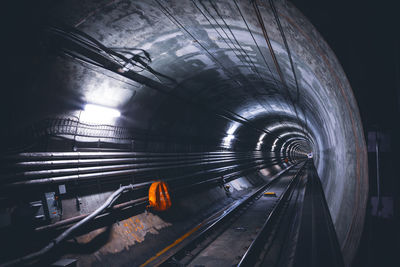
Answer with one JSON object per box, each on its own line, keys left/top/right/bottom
{"left": 35, "top": 161, "right": 287, "bottom": 232}
{"left": 1, "top": 183, "right": 140, "bottom": 267}
{"left": 4, "top": 158, "right": 280, "bottom": 187}
{"left": 11, "top": 154, "right": 263, "bottom": 171}
{"left": 3, "top": 156, "right": 271, "bottom": 183}
{"left": 7, "top": 151, "right": 252, "bottom": 160}
{"left": 8, "top": 156, "right": 261, "bottom": 178}
{"left": 12, "top": 154, "right": 268, "bottom": 168}
{"left": 11, "top": 152, "right": 282, "bottom": 164}
{"left": 35, "top": 196, "right": 149, "bottom": 231}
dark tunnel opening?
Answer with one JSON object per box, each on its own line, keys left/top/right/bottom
{"left": 1, "top": 1, "right": 368, "bottom": 266}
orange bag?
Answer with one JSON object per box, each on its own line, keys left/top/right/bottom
{"left": 148, "top": 181, "right": 172, "bottom": 211}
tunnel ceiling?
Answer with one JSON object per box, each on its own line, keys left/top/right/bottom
{"left": 3, "top": 0, "right": 367, "bottom": 265}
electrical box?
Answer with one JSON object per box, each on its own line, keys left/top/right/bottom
{"left": 45, "top": 192, "right": 59, "bottom": 220}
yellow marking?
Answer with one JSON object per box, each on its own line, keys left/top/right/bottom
{"left": 264, "top": 192, "right": 276, "bottom": 196}
{"left": 123, "top": 218, "right": 142, "bottom": 242}
{"left": 140, "top": 224, "right": 202, "bottom": 267}
{"left": 128, "top": 218, "right": 138, "bottom": 232}
{"left": 131, "top": 231, "right": 141, "bottom": 242}
{"left": 135, "top": 218, "right": 145, "bottom": 230}
{"left": 127, "top": 221, "right": 140, "bottom": 241}
{"left": 126, "top": 221, "right": 135, "bottom": 234}
{"left": 140, "top": 187, "right": 249, "bottom": 266}
{"left": 132, "top": 218, "right": 142, "bottom": 231}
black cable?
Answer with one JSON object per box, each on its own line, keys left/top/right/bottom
{"left": 200, "top": 0, "right": 259, "bottom": 78}
{"left": 232, "top": 0, "right": 280, "bottom": 90}
{"left": 74, "top": 57, "right": 141, "bottom": 88}
{"left": 2, "top": 184, "right": 137, "bottom": 266}
{"left": 153, "top": 0, "right": 285, "bottom": 140}
{"left": 268, "top": 0, "right": 300, "bottom": 103}
{"left": 268, "top": 0, "right": 310, "bottom": 134}
{"left": 49, "top": 13, "right": 286, "bottom": 143}
{"left": 232, "top": 0, "right": 295, "bottom": 132}
{"left": 51, "top": 25, "right": 177, "bottom": 84}
{"left": 206, "top": 0, "right": 267, "bottom": 84}
{"left": 252, "top": 0, "right": 307, "bottom": 136}
{"left": 199, "top": 0, "right": 282, "bottom": 123}
{"left": 192, "top": 0, "right": 256, "bottom": 78}
{"left": 200, "top": 0, "right": 286, "bottom": 123}
{"left": 153, "top": 0, "right": 242, "bottom": 86}
{"left": 192, "top": 0, "right": 281, "bottom": 124}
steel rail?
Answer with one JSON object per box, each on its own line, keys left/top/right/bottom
{"left": 34, "top": 160, "right": 284, "bottom": 232}
{"left": 1, "top": 160, "right": 303, "bottom": 265}
{"left": 139, "top": 162, "right": 303, "bottom": 266}
{"left": 237, "top": 161, "right": 306, "bottom": 266}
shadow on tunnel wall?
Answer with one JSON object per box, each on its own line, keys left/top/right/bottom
{"left": 1, "top": 0, "right": 368, "bottom": 266}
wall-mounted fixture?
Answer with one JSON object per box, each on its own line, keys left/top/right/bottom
{"left": 80, "top": 104, "right": 121, "bottom": 124}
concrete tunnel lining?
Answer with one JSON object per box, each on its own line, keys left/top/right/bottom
{"left": 2, "top": 0, "right": 368, "bottom": 265}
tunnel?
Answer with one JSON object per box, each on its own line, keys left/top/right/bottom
{"left": 1, "top": 0, "right": 368, "bottom": 266}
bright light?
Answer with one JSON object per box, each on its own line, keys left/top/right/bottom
{"left": 227, "top": 124, "right": 238, "bottom": 135}
{"left": 256, "top": 141, "right": 263, "bottom": 150}
{"left": 226, "top": 134, "right": 235, "bottom": 140}
{"left": 271, "top": 138, "right": 279, "bottom": 152}
{"left": 81, "top": 104, "right": 120, "bottom": 123}
{"left": 84, "top": 104, "right": 120, "bottom": 117}
{"left": 222, "top": 134, "right": 235, "bottom": 148}
{"left": 258, "top": 133, "right": 267, "bottom": 142}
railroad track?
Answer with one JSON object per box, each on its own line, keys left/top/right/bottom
{"left": 140, "top": 161, "right": 307, "bottom": 267}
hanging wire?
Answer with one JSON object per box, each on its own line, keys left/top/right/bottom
{"left": 199, "top": 0, "right": 266, "bottom": 84}
{"left": 48, "top": 5, "right": 288, "bottom": 143}
{"left": 153, "top": 0, "right": 286, "bottom": 140}
{"left": 232, "top": 0, "right": 280, "bottom": 89}
{"left": 191, "top": 0, "right": 258, "bottom": 80}
{"left": 206, "top": 1, "right": 268, "bottom": 83}
{"left": 153, "top": 0, "right": 242, "bottom": 87}
{"left": 251, "top": 0, "right": 307, "bottom": 135}
{"left": 232, "top": 0, "right": 293, "bottom": 131}
{"left": 268, "top": 0, "right": 310, "bottom": 133}
{"left": 269, "top": 0, "right": 300, "bottom": 102}
{"left": 191, "top": 0, "right": 282, "bottom": 120}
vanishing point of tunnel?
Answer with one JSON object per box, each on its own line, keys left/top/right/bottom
{"left": 1, "top": 1, "right": 368, "bottom": 267}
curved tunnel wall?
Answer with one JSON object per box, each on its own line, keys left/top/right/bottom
{"left": 2, "top": 0, "right": 368, "bottom": 265}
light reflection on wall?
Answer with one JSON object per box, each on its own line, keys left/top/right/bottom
{"left": 256, "top": 132, "right": 267, "bottom": 150}
{"left": 221, "top": 124, "right": 239, "bottom": 149}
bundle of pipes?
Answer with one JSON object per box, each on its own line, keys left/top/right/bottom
{"left": 0, "top": 150, "right": 296, "bottom": 236}
{"left": 33, "top": 158, "right": 288, "bottom": 233}
{"left": 1, "top": 151, "right": 287, "bottom": 189}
